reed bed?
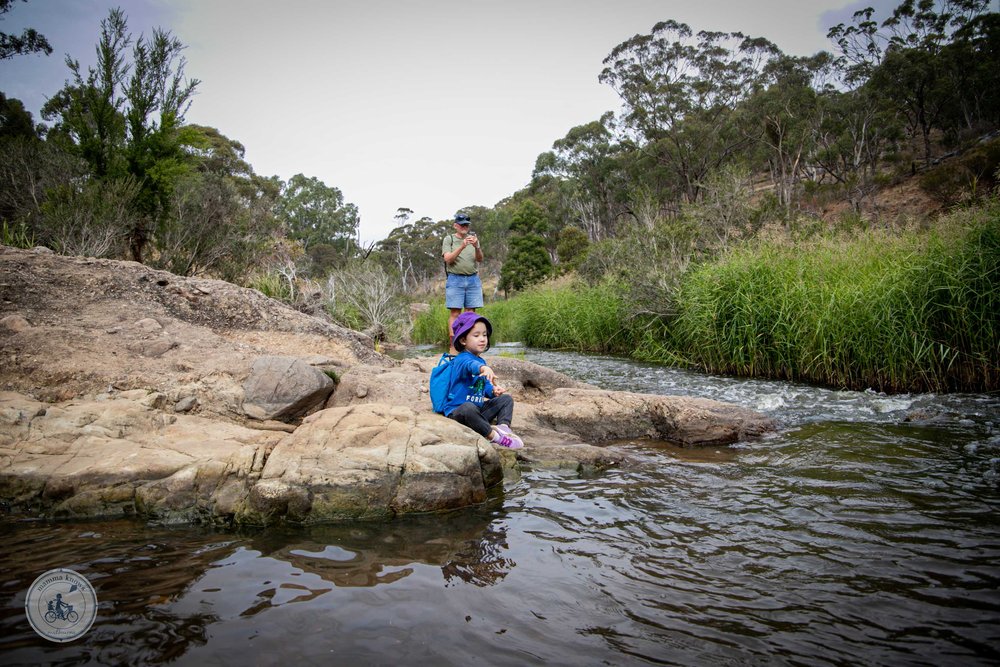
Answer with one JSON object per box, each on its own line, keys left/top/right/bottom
{"left": 409, "top": 282, "right": 634, "bottom": 353}
{"left": 409, "top": 298, "right": 522, "bottom": 347}
{"left": 409, "top": 305, "right": 450, "bottom": 346}
{"left": 673, "top": 204, "right": 999, "bottom": 392}
{"left": 510, "top": 282, "right": 635, "bottom": 353}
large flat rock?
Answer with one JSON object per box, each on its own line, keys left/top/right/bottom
{"left": 0, "top": 247, "right": 776, "bottom": 525}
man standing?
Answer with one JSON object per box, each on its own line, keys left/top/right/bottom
{"left": 442, "top": 212, "right": 484, "bottom": 351}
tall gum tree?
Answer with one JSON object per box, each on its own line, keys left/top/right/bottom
{"left": 599, "top": 20, "right": 781, "bottom": 207}
{"left": 828, "top": 0, "right": 994, "bottom": 165}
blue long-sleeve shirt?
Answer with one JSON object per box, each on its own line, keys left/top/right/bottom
{"left": 442, "top": 350, "right": 495, "bottom": 416}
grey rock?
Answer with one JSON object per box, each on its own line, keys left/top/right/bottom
{"left": 0, "top": 314, "right": 30, "bottom": 332}
{"left": 174, "top": 396, "right": 198, "bottom": 413}
{"left": 242, "top": 355, "right": 335, "bottom": 421}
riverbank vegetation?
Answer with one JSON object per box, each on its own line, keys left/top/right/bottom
{"left": 672, "top": 204, "right": 998, "bottom": 392}
{"left": 413, "top": 201, "right": 998, "bottom": 393}
{"left": 2, "top": 0, "right": 998, "bottom": 392}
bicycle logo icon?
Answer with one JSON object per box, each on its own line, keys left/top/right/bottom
{"left": 45, "top": 593, "right": 80, "bottom": 624}
{"left": 25, "top": 568, "right": 98, "bottom": 642}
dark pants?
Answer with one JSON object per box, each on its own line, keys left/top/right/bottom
{"left": 448, "top": 394, "right": 514, "bottom": 439}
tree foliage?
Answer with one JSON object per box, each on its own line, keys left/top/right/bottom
{"left": 500, "top": 200, "right": 552, "bottom": 292}
{"left": 555, "top": 225, "right": 590, "bottom": 273}
{"left": 374, "top": 214, "right": 451, "bottom": 290}
{"left": 0, "top": 0, "right": 51, "bottom": 60}
{"left": 279, "top": 174, "right": 358, "bottom": 251}
{"left": 0, "top": 91, "right": 37, "bottom": 140}
{"left": 828, "top": 0, "right": 995, "bottom": 164}
{"left": 0, "top": 8, "right": 353, "bottom": 290}
{"left": 40, "top": 8, "right": 199, "bottom": 262}
{"left": 599, "top": 20, "right": 780, "bottom": 204}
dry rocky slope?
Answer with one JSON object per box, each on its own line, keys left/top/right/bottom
{"left": 0, "top": 246, "right": 774, "bottom": 525}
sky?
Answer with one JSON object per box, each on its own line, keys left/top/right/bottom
{"left": 1, "top": 0, "right": 927, "bottom": 243}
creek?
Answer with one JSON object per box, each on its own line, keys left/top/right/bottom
{"left": 1, "top": 345, "right": 998, "bottom": 665}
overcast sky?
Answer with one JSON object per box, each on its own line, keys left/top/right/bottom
{"left": 2, "top": 0, "right": 923, "bottom": 243}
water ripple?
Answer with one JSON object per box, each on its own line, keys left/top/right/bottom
{"left": 2, "top": 348, "right": 998, "bottom": 665}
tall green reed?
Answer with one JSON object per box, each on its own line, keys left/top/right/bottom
{"left": 409, "top": 203, "right": 997, "bottom": 393}
{"left": 409, "top": 282, "right": 635, "bottom": 354}
{"left": 410, "top": 299, "right": 522, "bottom": 347}
{"left": 673, "top": 203, "right": 999, "bottom": 392}
{"left": 513, "top": 281, "right": 635, "bottom": 353}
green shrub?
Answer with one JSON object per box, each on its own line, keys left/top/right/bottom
{"left": 921, "top": 161, "right": 977, "bottom": 205}
{"left": 247, "top": 272, "right": 293, "bottom": 302}
{"left": 920, "top": 139, "right": 1000, "bottom": 205}
{"left": 0, "top": 220, "right": 34, "bottom": 248}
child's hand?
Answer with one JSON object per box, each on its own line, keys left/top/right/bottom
{"left": 479, "top": 365, "right": 497, "bottom": 384}
{"left": 493, "top": 384, "right": 507, "bottom": 396}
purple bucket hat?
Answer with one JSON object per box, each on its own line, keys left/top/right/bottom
{"left": 451, "top": 312, "right": 493, "bottom": 350}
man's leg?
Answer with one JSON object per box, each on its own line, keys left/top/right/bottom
{"left": 447, "top": 308, "right": 463, "bottom": 353}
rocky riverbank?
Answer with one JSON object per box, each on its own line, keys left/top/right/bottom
{"left": 0, "top": 246, "right": 774, "bottom": 525}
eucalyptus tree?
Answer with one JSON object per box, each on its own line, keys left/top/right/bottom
{"left": 184, "top": 124, "right": 253, "bottom": 180}
{"left": 745, "top": 52, "right": 837, "bottom": 210}
{"left": 599, "top": 20, "right": 781, "bottom": 206}
{"left": 185, "top": 126, "right": 283, "bottom": 251}
{"left": 184, "top": 124, "right": 281, "bottom": 226}
{"left": 385, "top": 207, "right": 415, "bottom": 288}
{"left": 812, "top": 87, "right": 904, "bottom": 211}
{"left": 828, "top": 0, "right": 994, "bottom": 165}
{"left": 942, "top": 11, "right": 1000, "bottom": 133}
{"left": 532, "top": 113, "right": 626, "bottom": 241}
{"left": 0, "top": 0, "right": 51, "bottom": 60}
{"left": 0, "top": 91, "right": 37, "bottom": 139}
{"left": 153, "top": 125, "right": 281, "bottom": 281}
{"left": 375, "top": 214, "right": 451, "bottom": 290}
{"left": 277, "top": 173, "right": 359, "bottom": 271}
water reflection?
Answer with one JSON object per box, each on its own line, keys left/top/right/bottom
{"left": 0, "top": 521, "right": 227, "bottom": 665}
{"left": 249, "top": 508, "right": 515, "bottom": 589}
{"left": 0, "top": 503, "right": 515, "bottom": 664}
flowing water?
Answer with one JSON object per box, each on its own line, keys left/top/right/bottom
{"left": 2, "top": 346, "right": 998, "bottom": 665}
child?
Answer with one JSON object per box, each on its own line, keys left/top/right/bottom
{"left": 441, "top": 311, "right": 524, "bottom": 449}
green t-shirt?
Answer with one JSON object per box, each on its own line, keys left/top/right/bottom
{"left": 441, "top": 234, "right": 480, "bottom": 275}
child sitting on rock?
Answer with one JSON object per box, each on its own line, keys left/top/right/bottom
{"left": 441, "top": 312, "right": 524, "bottom": 449}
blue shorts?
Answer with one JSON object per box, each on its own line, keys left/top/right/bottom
{"left": 445, "top": 273, "right": 484, "bottom": 309}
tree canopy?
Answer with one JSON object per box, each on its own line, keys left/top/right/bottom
{"left": 0, "top": 0, "right": 51, "bottom": 60}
